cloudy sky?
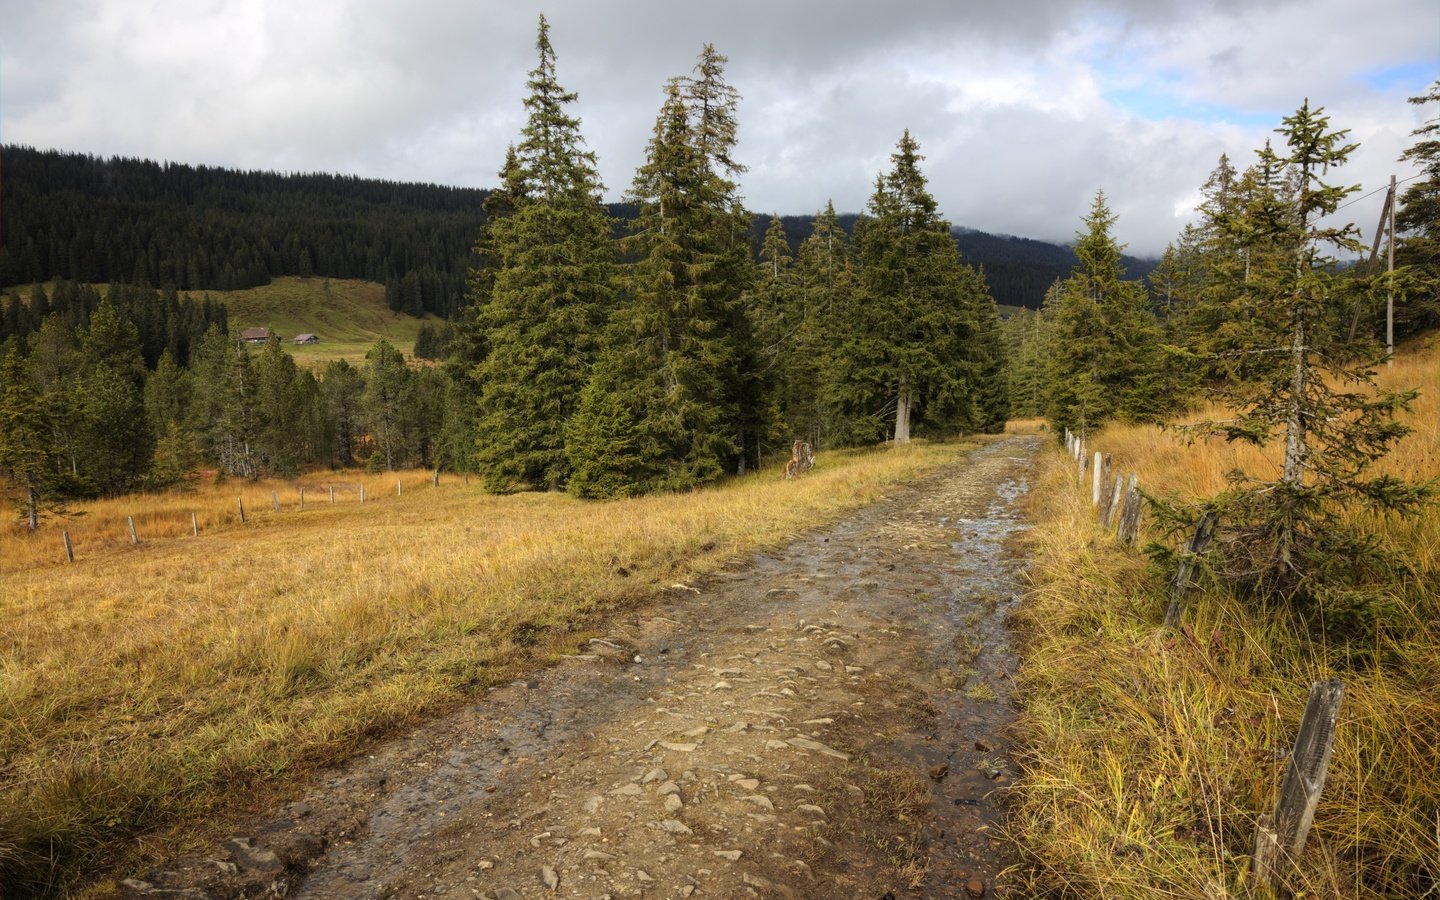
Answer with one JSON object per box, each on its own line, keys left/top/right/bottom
{"left": 2, "top": 0, "right": 1436, "bottom": 256}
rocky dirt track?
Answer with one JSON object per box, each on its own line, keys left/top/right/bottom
{"left": 122, "top": 435, "right": 1041, "bottom": 900}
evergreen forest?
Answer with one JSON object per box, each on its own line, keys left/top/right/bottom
{"left": 1, "top": 19, "right": 1436, "bottom": 527}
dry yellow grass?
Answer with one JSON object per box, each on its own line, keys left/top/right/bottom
{"left": 0, "top": 442, "right": 971, "bottom": 895}
{"left": 1009, "top": 340, "right": 1439, "bottom": 897}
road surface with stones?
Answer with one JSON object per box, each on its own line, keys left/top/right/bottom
{"left": 121, "top": 434, "right": 1042, "bottom": 900}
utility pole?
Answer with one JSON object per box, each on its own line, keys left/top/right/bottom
{"left": 1387, "top": 174, "right": 1396, "bottom": 366}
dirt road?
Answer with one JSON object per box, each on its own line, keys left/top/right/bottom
{"left": 123, "top": 435, "right": 1041, "bottom": 900}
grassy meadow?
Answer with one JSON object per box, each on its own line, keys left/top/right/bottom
{"left": 14, "top": 277, "right": 438, "bottom": 365}
{"left": 1009, "top": 340, "right": 1439, "bottom": 896}
{"left": 208, "top": 276, "right": 440, "bottom": 364}
{"left": 0, "top": 441, "right": 969, "bottom": 895}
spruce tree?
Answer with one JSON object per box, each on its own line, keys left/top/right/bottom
{"left": 1160, "top": 101, "right": 1431, "bottom": 606}
{"left": 1394, "top": 80, "right": 1440, "bottom": 336}
{"left": 569, "top": 46, "right": 752, "bottom": 495}
{"left": 0, "top": 346, "right": 65, "bottom": 528}
{"left": 471, "top": 15, "right": 616, "bottom": 491}
{"left": 1044, "top": 189, "right": 1166, "bottom": 437}
{"left": 842, "top": 131, "right": 998, "bottom": 443}
{"left": 798, "top": 203, "right": 863, "bottom": 447}
{"left": 363, "top": 339, "right": 412, "bottom": 471}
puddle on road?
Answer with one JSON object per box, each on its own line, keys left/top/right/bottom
{"left": 894, "top": 447, "right": 1036, "bottom": 897}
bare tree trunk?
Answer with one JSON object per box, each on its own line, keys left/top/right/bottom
{"left": 27, "top": 486, "right": 39, "bottom": 531}
{"left": 1282, "top": 310, "right": 1307, "bottom": 486}
{"left": 894, "top": 380, "right": 912, "bottom": 444}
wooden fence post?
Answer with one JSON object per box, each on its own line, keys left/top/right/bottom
{"left": 1163, "top": 511, "right": 1216, "bottom": 628}
{"left": 1077, "top": 445, "right": 1087, "bottom": 484}
{"left": 299, "top": 488, "right": 305, "bottom": 510}
{"left": 191, "top": 512, "right": 199, "bottom": 537}
{"left": 397, "top": 478, "right": 402, "bottom": 497}
{"left": 329, "top": 485, "right": 335, "bottom": 504}
{"left": 63, "top": 530, "right": 74, "bottom": 563}
{"left": 238, "top": 497, "right": 245, "bottom": 523}
{"left": 1250, "top": 679, "right": 1345, "bottom": 892}
{"left": 432, "top": 468, "right": 440, "bottom": 487}
{"left": 127, "top": 515, "right": 139, "bottom": 544}
{"left": 1117, "top": 475, "right": 1142, "bottom": 544}
{"left": 1103, "top": 474, "right": 1124, "bottom": 529}
{"left": 360, "top": 485, "right": 366, "bottom": 504}
{"left": 271, "top": 491, "right": 279, "bottom": 512}
{"left": 1092, "top": 451, "right": 1104, "bottom": 505}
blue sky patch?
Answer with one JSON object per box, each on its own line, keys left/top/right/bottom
{"left": 1104, "top": 86, "right": 1280, "bottom": 127}
{"left": 1356, "top": 60, "right": 1438, "bottom": 92}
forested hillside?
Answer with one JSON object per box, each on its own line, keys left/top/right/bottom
{"left": 1, "top": 145, "right": 1143, "bottom": 316}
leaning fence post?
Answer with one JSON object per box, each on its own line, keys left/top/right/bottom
{"left": 127, "top": 515, "right": 139, "bottom": 544}
{"left": 63, "top": 530, "right": 74, "bottom": 562}
{"left": 1117, "top": 475, "right": 1142, "bottom": 544}
{"left": 1101, "top": 474, "right": 1122, "bottom": 529}
{"left": 1163, "top": 511, "right": 1216, "bottom": 628}
{"left": 191, "top": 512, "right": 199, "bottom": 537}
{"left": 1092, "top": 451, "right": 1104, "bottom": 505}
{"left": 238, "top": 497, "right": 245, "bottom": 523}
{"left": 1250, "top": 680, "right": 1345, "bottom": 892}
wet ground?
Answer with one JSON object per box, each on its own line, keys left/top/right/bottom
{"left": 122, "top": 435, "right": 1042, "bottom": 900}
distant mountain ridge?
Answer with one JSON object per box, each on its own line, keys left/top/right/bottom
{"left": 1, "top": 145, "right": 1153, "bottom": 315}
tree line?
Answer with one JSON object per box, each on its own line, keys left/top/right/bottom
{"left": 0, "top": 147, "right": 1143, "bottom": 321}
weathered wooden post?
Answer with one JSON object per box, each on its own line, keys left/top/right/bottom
{"left": 271, "top": 491, "right": 279, "bottom": 512}
{"left": 1117, "top": 475, "right": 1142, "bottom": 544}
{"left": 329, "top": 485, "right": 335, "bottom": 504}
{"left": 360, "top": 485, "right": 366, "bottom": 504}
{"left": 63, "top": 530, "right": 74, "bottom": 563}
{"left": 397, "top": 478, "right": 402, "bottom": 497}
{"left": 1103, "top": 474, "right": 1124, "bottom": 529}
{"left": 1077, "top": 445, "right": 1087, "bottom": 484}
{"left": 238, "top": 497, "right": 245, "bottom": 523}
{"left": 432, "top": 468, "right": 440, "bottom": 487}
{"left": 127, "top": 515, "right": 139, "bottom": 544}
{"left": 191, "top": 512, "right": 199, "bottom": 537}
{"left": 1250, "top": 679, "right": 1345, "bottom": 892}
{"left": 299, "top": 488, "right": 305, "bottom": 510}
{"left": 1092, "top": 451, "right": 1104, "bottom": 505}
{"left": 1163, "top": 511, "right": 1216, "bottom": 628}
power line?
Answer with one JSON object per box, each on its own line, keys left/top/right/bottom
{"left": 1332, "top": 172, "right": 1423, "bottom": 213}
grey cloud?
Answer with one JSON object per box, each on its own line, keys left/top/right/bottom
{"left": 1, "top": 0, "right": 1433, "bottom": 255}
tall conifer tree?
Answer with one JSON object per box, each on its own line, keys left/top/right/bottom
{"left": 842, "top": 131, "right": 999, "bottom": 443}
{"left": 1044, "top": 189, "right": 1166, "bottom": 437}
{"left": 568, "top": 46, "right": 752, "bottom": 496}
{"left": 471, "top": 15, "right": 616, "bottom": 491}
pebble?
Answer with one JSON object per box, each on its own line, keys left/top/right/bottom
{"left": 642, "top": 768, "right": 668, "bottom": 784}
{"left": 714, "top": 850, "right": 742, "bottom": 861}
{"left": 741, "top": 794, "right": 774, "bottom": 810}
{"left": 658, "top": 819, "right": 693, "bottom": 835}
{"left": 540, "top": 866, "right": 559, "bottom": 891}
{"left": 733, "top": 778, "right": 760, "bottom": 791}
{"left": 966, "top": 878, "right": 987, "bottom": 897}
{"left": 796, "top": 804, "right": 826, "bottom": 818}
{"left": 664, "top": 794, "right": 684, "bottom": 813}
{"left": 785, "top": 737, "right": 850, "bottom": 760}
{"left": 657, "top": 781, "right": 680, "bottom": 796}
{"left": 659, "top": 741, "right": 699, "bottom": 752}
{"left": 636, "top": 870, "right": 655, "bottom": 882}
{"left": 583, "top": 850, "right": 615, "bottom": 861}
{"left": 929, "top": 763, "right": 950, "bottom": 781}
{"left": 608, "top": 784, "right": 642, "bottom": 797}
